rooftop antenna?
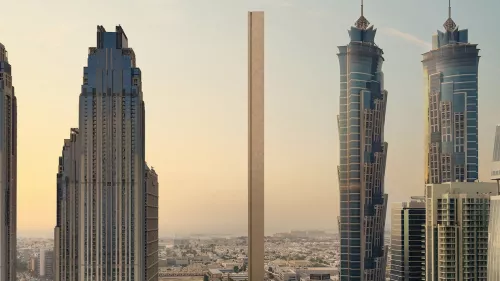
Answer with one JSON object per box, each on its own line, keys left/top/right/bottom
{"left": 443, "top": 0, "right": 457, "bottom": 31}
{"left": 355, "top": 0, "right": 370, "bottom": 30}
{"left": 448, "top": 0, "right": 451, "bottom": 19}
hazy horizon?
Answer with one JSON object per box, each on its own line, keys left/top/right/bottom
{"left": 3, "top": 0, "right": 499, "bottom": 237}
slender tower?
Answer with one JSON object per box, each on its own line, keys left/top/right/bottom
{"left": 0, "top": 43, "right": 16, "bottom": 281}
{"left": 423, "top": 0, "right": 480, "bottom": 184}
{"left": 248, "top": 11, "right": 265, "bottom": 281}
{"left": 337, "top": 1, "right": 389, "bottom": 280}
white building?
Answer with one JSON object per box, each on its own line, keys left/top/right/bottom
{"left": 425, "top": 182, "right": 496, "bottom": 280}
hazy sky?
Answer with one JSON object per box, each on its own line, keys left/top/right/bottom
{"left": 2, "top": 0, "right": 498, "bottom": 237}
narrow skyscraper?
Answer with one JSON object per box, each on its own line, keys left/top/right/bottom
{"left": 337, "top": 1, "right": 388, "bottom": 280}
{"left": 423, "top": 1, "right": 480, "bottom": 184}
{"left": 55, "top": 128, "right": 80, "bottom": 281}
{"left": 54, "top": 26, "right": 158, "bottom": 281}
{"left": 248, "top": 11, "right": 265, "bottom": 281}
{"left": 389, "top": 199, "right": 426, "bottom": 281}
{"left": 0, "top": 43, "right": 16, "bottom": 281}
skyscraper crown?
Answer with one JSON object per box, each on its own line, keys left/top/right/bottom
{"left": 443, "top": 0, "right": 457, "bottom": 31}
{"left": 354, "top": 0, "right": 370, "bottom": 30}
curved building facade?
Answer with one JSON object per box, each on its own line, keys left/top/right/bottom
{"left": 423, "top": 12, "right": 480, "bottom": 184}
{"left": 337, "top": 11, "right": 388, "bottom": 281}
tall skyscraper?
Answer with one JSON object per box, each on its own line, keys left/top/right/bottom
{"left": 425, "top": 182, "right": 495, "bottom": 281}
{"left": 389, "top": 199, "right": 426, "bottom": 281}
{"left": 55, "top": 128, "right": 80, "bottom": 281}
{"left": 0, "top": 43, "right": 17, "bottom": 281}
{"left": 54, "top": 25, "right": 158, "bottom": 281}
{"left": 336, "top": 2, "right": 388, "bottom": 280}
{"left": 248, "top": 11, "right": 265, "bottom": 281}
{"left": 423, "top": 1, "right": 480, "bottom": 184}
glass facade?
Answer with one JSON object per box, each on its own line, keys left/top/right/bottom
{"left": 337, "top": 13, "right": 388, "bottom": 281}
{"left": 389, "top": 201, "right": 425, "bottom": 281}
{"left": 423, "top": 15, "right": 480, "bottom": 184}
{"left": 488, "top": 196, "right": 500, "bottom": 280}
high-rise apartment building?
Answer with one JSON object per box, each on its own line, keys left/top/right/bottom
{"left": 422, "top": 2, "right": 480, "bottom": 184}
{"left": 487, "top": 196, "right": 500, "bottom": 280}
{"left": 248, "top": 11, "right": 265, "bottom": 281}
{"left": 336, "top": 3, "right": 388, "bottom": 280}
{"left": 425, "top": 182, "right": 495, "bottom": 281}
{"left": 389, "top": 199, "right": 426, "bottom": 281}
{"left": 0, "top": 43, "right": 17, "bottom": 281}
{"left": 54, "top": 25, "right": 158, "bottom": 281}
{"left": 487, "top": 127, "right": 500, "bottom": 280}
{"left": 38, "top": 249, "right": 55, "bottom": 278}
{"left": 55, "top": 128, "right": 80, "bottom": 281}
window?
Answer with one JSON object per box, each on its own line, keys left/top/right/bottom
{"left": 454, "top": 113, "right": 465, "bottom": 153}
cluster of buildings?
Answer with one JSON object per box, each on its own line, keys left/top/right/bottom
{"left": 337, "top": 1, "right": 500, "bottom": 281}
{"left": 1, "top": 24, "right": 161, "bottom": 281}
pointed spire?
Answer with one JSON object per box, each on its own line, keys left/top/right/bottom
{"left": 355, "top": 0, "right": 370, "bottom": 30}
{"left": 443, "top": 0, "right": 457, "bottom": 32}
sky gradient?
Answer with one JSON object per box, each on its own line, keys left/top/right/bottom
{"left": 1, "top": 0, "right": 498, "bottom": 237}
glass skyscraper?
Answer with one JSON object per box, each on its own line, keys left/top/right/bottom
{"left": 423, "top": 4, "right": 480, "bottom": 184}
{"left": 389, "top": 199, "right": 426, "bottom": 281}
{"left": 337, "top": 4, "right": 388, "bottom": 280}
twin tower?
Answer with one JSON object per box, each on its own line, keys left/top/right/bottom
{"left": 337, "top": 2, "right": 479, "bottom": 281}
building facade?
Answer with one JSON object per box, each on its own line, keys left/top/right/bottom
{"left": 78, "top": 25, "right": 147, "bottom": 281}
{"left": 248, "top": 11, "right": 265, "bottom": 281}
{"left": 337, "top": 6, "right": 388, "bottom": 281}
{"left": 425, "top": 182, "right": 495, "bottom": 281}
{"left": 491, "top": 125, "right": 500, "bottom": 183}
{"left": 55, "top": 128, "right": 80, "bottom": 281}
{"left": 38, "top": 249, "right": 55, "bottom": 278}
{"left": 389, "top": 199, "right": 426, "bottom": 281}
{"left": 54, "top": 25, "right": 158, "bottom": 281}
{"left": 145, "top": 166, "right": 159, "bottom": 281}
{"left": 488, "top": 196, "right": 500, "bottom": 280}
{"left": 0, "top": 43, "right": 17, "bottom": 281}
{"left": 422, "top": 6, "right": 480, "bottom": 184}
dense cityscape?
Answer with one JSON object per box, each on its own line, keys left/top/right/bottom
{"left": 0, "top": 0, "right": 499, "bottom": 281}
{"left": 16, "top": 230, "right": 394, "bottom": 281}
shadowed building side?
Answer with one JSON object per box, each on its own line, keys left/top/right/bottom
{"left": 248, "top": 11, "right": 265, "bottom": 281}
{"left": 0, "top": 43, "right": 17, "bottom": 281}
{"left": 55, "top": 128, "right": 80, "bottom": 281}
{"left": 145, "top": 165, "right": 159, "bottom": 281}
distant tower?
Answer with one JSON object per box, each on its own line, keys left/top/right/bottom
{"left": 248, "top": 11, "right": 265, "bottom": 281}
{"left": 423, "top": 0, "right": 480, "bottom": 184}
{"left": 0, "top": 43, "right": 17, "bottom": 281}
{"left": 337, "top": 0, "right": 389, "bottom": 280}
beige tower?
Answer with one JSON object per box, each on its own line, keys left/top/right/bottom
{"left": 248, "top": 11, "right": 264, "bottom": 281}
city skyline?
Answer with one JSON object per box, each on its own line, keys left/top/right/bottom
{"left": 0, "top": 0, "right": 499, "bottom": 237}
